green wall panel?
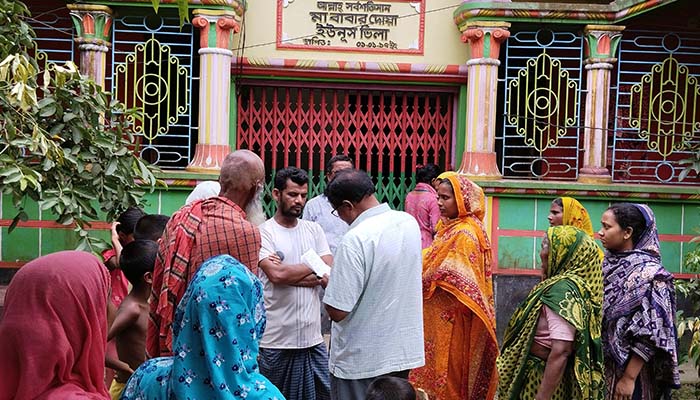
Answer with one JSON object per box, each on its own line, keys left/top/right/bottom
{"left": 140, "top": 192, "right": 161, "bottom": 214}
{"left": 2, "top": 195, "right": 39, "bottom": 220}
{"left": 2, "top": 227, "right": 39, "bottom": 261}
{"left": 497, "top": 236, "right": 539, "bottom": 270}
{"left": 41, "top": 229, "right": 80, "bottom": 256}
{"left": 499, "top": 198, "right": 536, "bottom": 230}
{"left": 160, "top": 191, "right": 189, "bottom": 215}
{"left": 580, "top": 200, "right": 610, "bottom": 233}
{"left": 683, "top": 205, "right": 700, "bottom": 236}
{"left": 652, "top": 203, "right": 682, "bottom": 235}
{"left": 660, "top": 242, "right": 682, "bottom": 273}
{"left": 535, "top": 198, "right": 552, "bottom": 231}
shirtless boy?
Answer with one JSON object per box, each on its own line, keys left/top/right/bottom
{"left": 106, "top": 239, "right": 158, "bottom": 400}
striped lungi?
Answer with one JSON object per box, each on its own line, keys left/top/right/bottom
{"left": 259, "top": 342, "right": 330, "bottom": 400}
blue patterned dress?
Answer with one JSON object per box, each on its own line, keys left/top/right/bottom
{"left": 121, "top": 255, "right": 285, "bottom": 400}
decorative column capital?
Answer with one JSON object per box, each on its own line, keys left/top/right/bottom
{"left": 584, "top": 25, "right": 625, "bottom": 64}
{"left": 67, "top": 4, "right": 113, "bottom": 52}
{"left": 192, "top": 9, "right": 240, "bottom": 53}
{"left": 460, "top": 21, "right": 510, "bottom": 61}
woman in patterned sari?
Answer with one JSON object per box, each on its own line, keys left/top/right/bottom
{"left": 599, "top": 203, "right": 679, "bottom": 400}
{"left": 121, "top": 255, "right": 283, "bottom": 400}
{"left": 409, "top": 174, "right": 498, "bottom": 400}
{"left": 498, "top": 226, "right": 604, "bottom": 400}
{"left": 548, "top": 197, "right": 595, "bottom": 237}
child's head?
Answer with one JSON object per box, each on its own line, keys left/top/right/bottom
{"left": 133, "top": 214, "right": 170, "bottom": 241}
{"left": 365, "top": 377, "right": 416, "bottom": 400}
{"left": 120, "top": 240, "right": 158, "bottom": 287}
{"left": 116, "top": 207, "right": 146, "bottom": 244}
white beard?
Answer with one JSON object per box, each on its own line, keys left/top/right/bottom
{"left": 245, "top": 187, "right": 267, "bottom": 226}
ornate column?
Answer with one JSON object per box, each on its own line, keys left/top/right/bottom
{"left": 67, "top": 4, "right": 112, "bottom": 88}
{"left": 187, "top": 9, "right": 240, "bottom": 172}
{"left": 578, "top": 25, "right": 624, "bottom": 184}
{"left": 457, "top": 22, "right": 510, "bottom": 179}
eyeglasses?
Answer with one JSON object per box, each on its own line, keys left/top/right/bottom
{"left": 331, "top": 203, "right": 344, "bottom": 217}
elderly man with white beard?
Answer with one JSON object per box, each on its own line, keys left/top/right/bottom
{"left": 146, "top": 149, "right": 268, "bottom": 357}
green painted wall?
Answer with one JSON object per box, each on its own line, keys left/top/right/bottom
{"left": 1, "top": 184, "right": 699, "bottom": 275}
{"left": 495, "top": 197, "right": 700, "bottom": 274}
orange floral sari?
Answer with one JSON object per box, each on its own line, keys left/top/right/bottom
{"left": 410, "top": 174, "right": 498, "bottom": 400}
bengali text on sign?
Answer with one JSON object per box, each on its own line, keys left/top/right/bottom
{"left": 277, "top": 0, "right": 425, "bottom": 54}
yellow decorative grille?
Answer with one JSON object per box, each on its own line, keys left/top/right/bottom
{"left": 113, "top": 37, "right": 189, "bottom": 142}
{"left": 629, "top": 55, "right": 700, "bottom": 159}
{"left": 506, "top": 51, "right": 579, "bottom": 153}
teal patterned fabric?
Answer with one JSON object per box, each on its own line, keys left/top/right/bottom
{"left": 121, "top": 255, "right": 284, "bottom": 400}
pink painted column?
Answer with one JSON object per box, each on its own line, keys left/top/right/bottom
{"left": 458, "top": 22, "right": 510, "bottom": 179}
{"left": 579, "top": 25, "right": 624, "bottom": 184}
{"left": 67, "top": 4, "right": 113, "bottom": 88}
{"left": 187, "top": 10, "right": 240, "bottom": 173}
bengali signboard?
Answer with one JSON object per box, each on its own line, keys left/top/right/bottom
{"left": 277, "top": 0, "right": 425, "bottom": 54}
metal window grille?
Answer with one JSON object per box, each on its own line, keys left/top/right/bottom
{"left": 237, "top": 82, "right": 454, "bottom": 213}
{"left": 26, "top": 10, "right": 75, "bottom": 68}
{"left": 613, "top": 30, "right": 700, "bottom": 184}
{"left": 500, "top": 28, "right": 583, "bottom": 180}
{"left": 109, "top": 13, "right": 198, "bottom": 170}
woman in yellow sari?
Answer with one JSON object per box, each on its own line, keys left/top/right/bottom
{"left": 409, "top": 173, "right": 498, "bottom": 400}
{"left": 548, "top": 197, "right": 594, "bottom": 236}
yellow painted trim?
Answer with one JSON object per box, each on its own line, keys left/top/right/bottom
{"left": 463, "top": 21, "right": 511, "bottom": 29}
{"left": 67, "top": 4, "right": 113, "bottom": 13}
{"left": 584, "top": 25, "right": 626, "bottom": 33}
{"left": 484, "top": 196, "right": 493, "bottom": 237}
{"left": 469, "top": 65, "right": 480, "bottom": 152}
{"left": 204, "top": 57, "right": 213, "bottom": 144}
{"left": 192, "top": 8, "right": 237, "bottom": 17}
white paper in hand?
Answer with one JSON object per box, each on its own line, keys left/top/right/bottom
{"left": 301, "top": 249, "right": 331, "bottom": 277}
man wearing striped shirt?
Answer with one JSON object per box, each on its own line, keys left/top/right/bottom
{"left": 257, "top": 167, "right": 332, "bottom": 400}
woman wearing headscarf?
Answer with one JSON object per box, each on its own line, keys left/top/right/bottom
{"left": 121, "top": 254, "right": 283, "bottom": 400}
{"left": 409, "top": 174, "right": 498, "bottom": 400}
{"left": 598, "top": 203, "right": 679, "bottom": 400}
{"left": 498, "top": 226, "right": 604, "bottom": 400}
{"left": 0, "top": 251, "right": 111, "bottom": 400}
{"left": 185, "top": 181, "right": 221, "bottom": 205}
{"left": 548, "top": 197, "right": 595, "bottom": 237}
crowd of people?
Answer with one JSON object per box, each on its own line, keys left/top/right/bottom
{"left": 0, "top": 150, "right": 681, "bottom": 400}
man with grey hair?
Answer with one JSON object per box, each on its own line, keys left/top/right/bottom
{"left": 147, "top": 149, "right": 267, "bottom": 357}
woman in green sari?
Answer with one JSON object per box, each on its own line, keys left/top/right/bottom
{"left": 497, "top": 225, "right": 604, "bottom": 400}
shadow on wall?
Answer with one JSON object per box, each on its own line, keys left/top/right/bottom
{"left": 494, "top": 274, "right": 542, "bottom": 344}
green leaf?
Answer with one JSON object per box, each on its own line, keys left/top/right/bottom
{"left": 37, "top": 97, "right": 55, "bottom": 108}
{"left": 177, "top": 0, "right": 189, "bottom": 26}
{"left": 39, "top": 104, "right": 56, "bottom": 117}
{"left": 71, "top": 125, "right": 83, "bottom": 143}
{"left": 8, "top": 210, "right": 28, "bottom": 233}
{"left": 3, "top": 171, "right": 23, "bottom": 183}
{"left": 105, "top": 158, "right": 118, "bottom": 176}
{"left": 0, "top": 166, "right": 20, "bottom": 177}
{"left": 39, "top": 197, "right": 59, "bottom": 210}
{"left": 151, "top": 0, "right": 159, "bottom": 13}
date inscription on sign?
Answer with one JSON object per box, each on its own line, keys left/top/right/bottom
{"left": 277, "top": 0, "right": 425, "bottom": 54}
